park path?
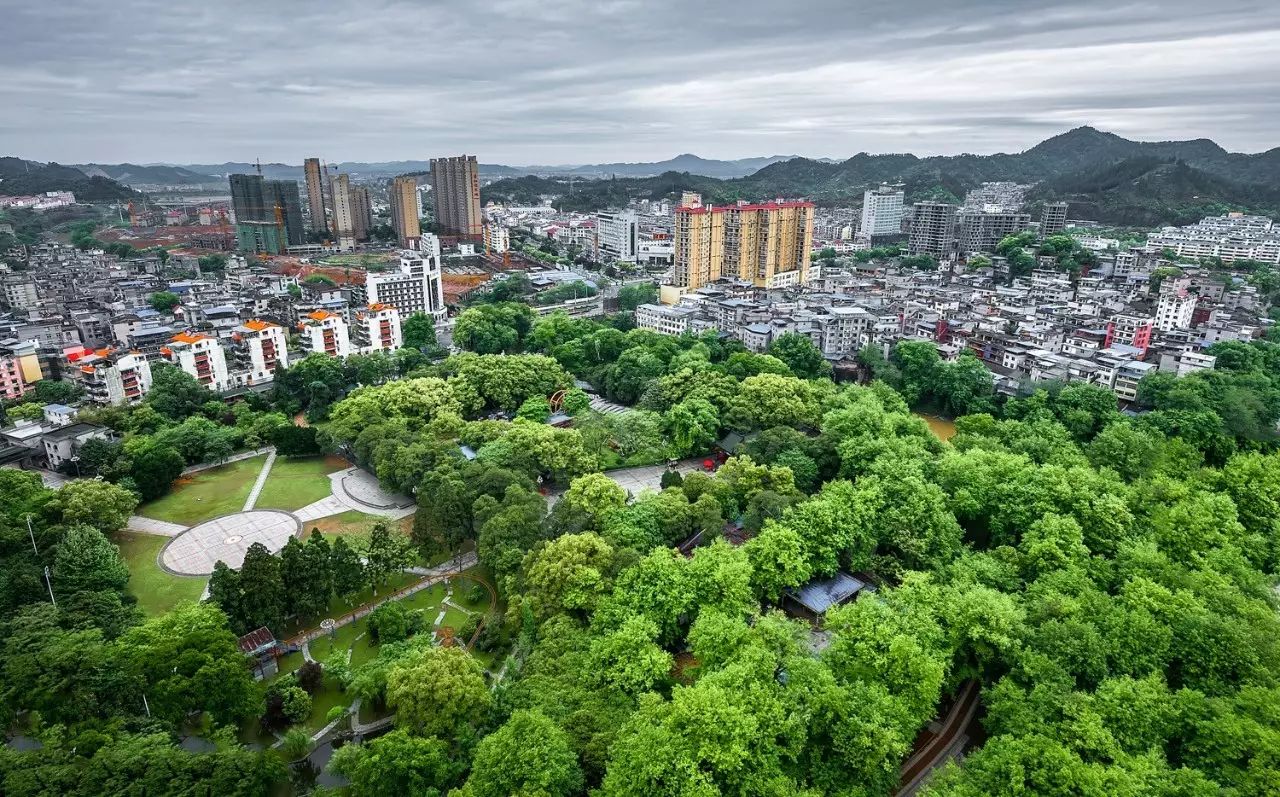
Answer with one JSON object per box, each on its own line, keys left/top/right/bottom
{"left": 282, "top": 551, "right": 478, "bottom": 649}
{"left": 241, "top": 450, "right": 278, "bottom": 511}
{"left": 183, "top": 447, "right": 272, "bottom": 476}
{"left": 125, "top": 515, "right": 188, "bottom": 537}
{"left": 295, "top": 495, "right": 347, "bottom": 523}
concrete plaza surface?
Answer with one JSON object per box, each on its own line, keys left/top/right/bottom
{"left": 159, "top": 510, "right": 300, "bottom": 575}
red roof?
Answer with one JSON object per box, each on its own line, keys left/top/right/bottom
{"left": 237, "top": 627, "right": 277, "bottom": 655}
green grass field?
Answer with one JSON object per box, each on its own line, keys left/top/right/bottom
{"left": 117, "top": 531, "right": 206, "bottom": 616}
{"left": 254, "top": 455, "right": 347, "bottom": 512}
{"left": 137, "top": 455, "right": 266, "bottom": 525}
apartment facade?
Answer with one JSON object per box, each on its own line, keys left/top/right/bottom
{"left": 483, "top": 223, "right": 509, "bottom": 254}
{"left": 909, "top": 202, "right": 958, "bottom": 259}
{"left": 860, "top": 185, "right": 905, "bottom": 239}
{"left": 429, "top": 155, "right": 482, "bottom": 238}
{"left": 232, "top": 320, "right": 288, "bottom": 385}
{"left": 354, "top": 304, "right": 403, "bottom": 353}
{"left": 67, "top": 347, "right": 153, "bottom": 405}
{"left": 389, "top": 176, "right": 421, "bottom": 248}
{"left": 300, "top": 310, "right": 352, "bottom": 358}
{"left": 671, "top": 201, "right": 814, "bottom": 293}
{"left": 163, "top": 332, "right": 232, "bottom": 392}
{"left": 330, "top": 174, "right": 357, "bottom": 251}
{"left": 304, "top": 157, "right": 328, "bottom": 234}
{"left": 362, "top": 242, "right": 446, "bottom": 320}
{"left": 596, "top": 210, "right": 639, "bottom": 263}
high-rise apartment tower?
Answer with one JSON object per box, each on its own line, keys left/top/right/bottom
{"left": 390, "top": 176, "right": 421, "bottom": 248}
{"left": 429, "top": 155, "right": 482, "bottom": 238}
{"left": 304, "top": 157, "right": 328, "bottom": 235}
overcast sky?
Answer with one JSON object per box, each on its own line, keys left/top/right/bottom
{"left": 4, "top": 0, "right": 1279, "bottom": 165}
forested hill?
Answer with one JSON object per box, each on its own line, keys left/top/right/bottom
{"left": 482, "top": 127, "right": 1280, "bottom": 225}
{"left": 0, "top": 157, "right": 138, "bottom": 202}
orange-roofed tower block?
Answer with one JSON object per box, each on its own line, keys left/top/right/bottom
{"left": 63, "top": 346, "right": 153, "bottom": 405}
{"left": 232, "top": 320, "right": 288, "bottom": 386}
{"left": 164, "top": 332, "right": 231, "bottom": 393}
{"left": 354, "top": 304, "right": 403, "bottom": 354}
{"left": 300, "top": 310, "right": 352, "bottom": 358}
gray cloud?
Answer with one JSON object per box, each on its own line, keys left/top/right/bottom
{"left": 2, "top": 0, "right": 1278, "bottom": 164}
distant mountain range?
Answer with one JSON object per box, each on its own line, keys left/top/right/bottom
{"left": 481, "top": 127, "right": 1280, "bottom": 226}
{"left": 0, "top": 157, "right": 139, "bottom": 201}
{"left": 7, "top": 128, "right": 1280, "bottom": 226}
{"left": 63, "top": 153, "right": 805, "bottom": 185}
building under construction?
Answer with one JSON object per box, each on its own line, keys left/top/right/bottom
{"left": 228, "top": 173, "right": 305, "bottom": 254}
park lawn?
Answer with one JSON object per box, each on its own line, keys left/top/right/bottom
{"left": 304, "top": 682, "right": 353, "bottom": 734}
{"left": 138, "top": 455, "right": 266, "bottom": 525}
{"left": 439, "top": 606, "right": 472, "bottom": 632}
{"left": 450, "top": 576, "right": 494, "bottom": 614}
{"left": 300, "top": 510, "right": 414, "bottom": 543}
{"left": 348, "top": 628, "right": 379, "bottom": 670}
{"left": 117, "top": 531, "right": 206, "bottom": 616}
{"left": 254, "top": 455, "right": 347, "bottom": 512}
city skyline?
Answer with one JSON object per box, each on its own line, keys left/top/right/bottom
{"left": 4, "top": 1, "right": 1280, "bottom": 164}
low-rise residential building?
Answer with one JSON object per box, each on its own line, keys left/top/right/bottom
{"left": 353, "top": 304, "right": 403, "bottom": 353}
{"left": 300, "top": 310, "right": 351, "bottom": 358}
{"left": 162, "top": 331, "right": 232, "bottom": 392}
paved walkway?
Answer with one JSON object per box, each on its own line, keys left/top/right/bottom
{"left": 159, "top": 510, "right": 299, "bottom": 575}
{"left": 241, "top": 450, "right": 278, "bottom": 511}
{"left": 328, "top": 467, "right": 415, "bottom": 519}
{"left": 126, "top": 515, "right": 188, "bottom": 537}
{"left": 183, "top": 447, "right": 272, "bottom": 476}
{"left": 295, "top": 495, "right": 348, "bottom": 523}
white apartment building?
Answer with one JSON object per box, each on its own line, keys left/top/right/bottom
{"left": 1177, "top": 350, "right": 1216, "bottom": 377}
{"left": 635, "top": 303, "right": 693, "bottom": 336}
{"left": 232, "top": 320, "right": 288, "bottom": 385}
{"left": 1155, "top": 289, "right": 1197, "bottom": 331}
{"left": 596, "top": 210, "right": 639, "bottom": 262}
{"left": 70, "top": 349, "right": 153, "bottom": 405}
{"left": 354, "top": 304, "right": 403, "bottom": 353}
{"left": 363, "top": 240, "right": 446, "bottom": 321}
{"left": 483, "top": 223, "right": 509, "bottom": 254}
{"left": 860, "top": 186, "right": 905, "bottom": 238}
{"left": 820, "top": 306, "right": 874, "bottom": 355}
{"left": 1147, "top": 214, "right": 1280, "bottom": 265}
{"left": 300, "top": 310, "right": 352, "bottom": 358}
{"left": 1, "top": 277, "right": 39, "bottom": 310}
{"left": 163, "top": 331, "right": 232, "bottom": 392}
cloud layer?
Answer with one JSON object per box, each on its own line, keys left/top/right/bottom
{"left": 3, "top": 0, "right": 1279, "bottom": 164}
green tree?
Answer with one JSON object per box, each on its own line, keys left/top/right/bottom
{"left": 401, "top": 312, "right": 438, "bottom": 350}
{"left": 147, "top": 291, "right": 181, "bottom": 313}
{"left": 365, "top": 519, "right": 412, "bottom": 593}
{"left": 617, "top": 282, "right": 659, "bottom": 311}
{"left": 463, "top": 710, "right": 584, "bottom": 797}
{"left": 329, "top": 730, "right": 464, "bottom": 797}
{"left": 330, "top": 536, "right": 365, "bottom": 599}
{"left": 49, "top": 479, "right": 138, "bottom": 533}
{"left": 768, "top": 332, "right": 833, "bottom": 380}
{"left": 386, "top": 645, "right": 492, "bottom": 737}
{"left": 237, "top": 542, "right": 285, "bottom": 634}
{"left": 53, "top": 525, "right": 130, "bottom": 596}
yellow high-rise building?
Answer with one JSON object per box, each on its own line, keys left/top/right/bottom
{"left": 670, "top": 200, "right": 814, "bottom": 297}
{"left": 390, "top": 176, "right": 421, "bottom": 248}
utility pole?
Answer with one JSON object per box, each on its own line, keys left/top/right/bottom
{"left": 26, "top": 513, "right": 37, "bottom": 555}
{"left": 43, "top": 566, "right": 55, "bottom": 606}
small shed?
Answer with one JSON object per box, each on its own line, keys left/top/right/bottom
{"left": 238, "top": 627, "right": 279, "bottom": 680}
{"left": 783, "top": 571, "right": 868, "bottom": 621}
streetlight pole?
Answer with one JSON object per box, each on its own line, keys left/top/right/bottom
{"left": 43, "top": 566, "right": 55, "bottom": 606}
{"left": 26, "top": 513, "right": 37, "bottom": 555}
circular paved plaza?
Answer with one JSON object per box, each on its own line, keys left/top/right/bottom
{"left": 160, "top": 510, "right": 300, "bottom": 576}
